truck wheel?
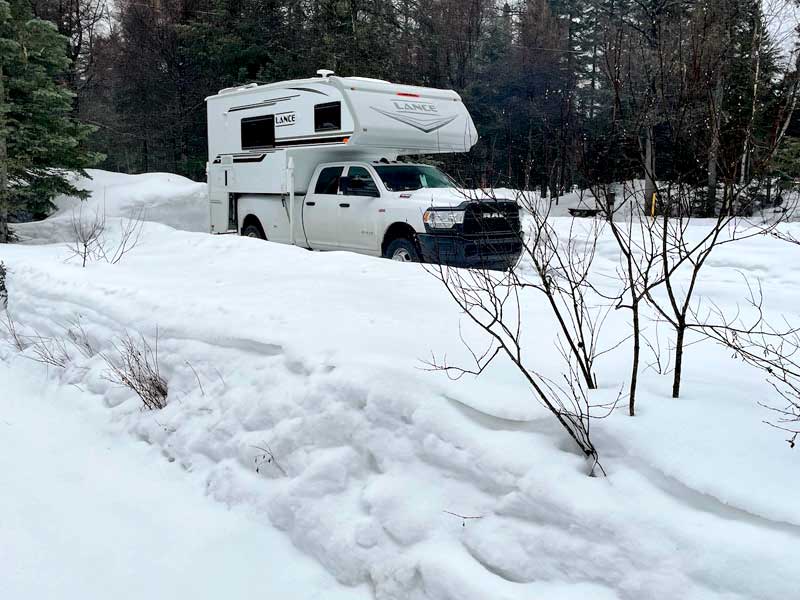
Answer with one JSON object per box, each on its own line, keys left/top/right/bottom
{"left": 386, "top": 238, "right": 420, "bottom": 263}
{"left": 242, "top": 221, "right": 266, "bottom": 240}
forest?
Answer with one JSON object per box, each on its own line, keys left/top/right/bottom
{"left": 1, "top": 0, "right": 800, "bottom": 231}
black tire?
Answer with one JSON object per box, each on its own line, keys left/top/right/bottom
{"left": 241, "top": 220, "right": 266, "bottom": 240}
{"left": 385, "top": 237, "right": 420, "bottom": 263}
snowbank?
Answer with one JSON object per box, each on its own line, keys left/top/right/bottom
{"left": 2, "top": 170, "right": 799, "bottom": 599}
{"left": 12, "top": 169, "right": 208, "bottom": 243}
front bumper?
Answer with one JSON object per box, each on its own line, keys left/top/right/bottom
{"left": 418, "top": 233, "right": 523, "bottom": 271}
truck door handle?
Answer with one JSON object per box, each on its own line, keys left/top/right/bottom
{"left": 339, "top": 203, "right": 350, "bottom": 208}
{"left": 305, "top": 201, "right": 316, "bottom": 206}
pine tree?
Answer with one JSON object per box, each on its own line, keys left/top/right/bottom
{"left": 0, "top": 0, "right": 100, "bottom": 243}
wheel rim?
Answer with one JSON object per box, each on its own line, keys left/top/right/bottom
{"left": 246, "top": 230, "right": 259, "bottom": 238}
{"left": 392, "top": 248, "right": 412, "bottom": 262}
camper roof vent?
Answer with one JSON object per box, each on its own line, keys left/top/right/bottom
{"left": 316, "top": 69, "right": 334, "bottom": 78}
{"left": 219, "top": 82, "right": 259, "bottom": 95}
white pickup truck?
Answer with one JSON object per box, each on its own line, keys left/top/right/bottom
{"left": 238, "top": 160, "right": 522, "bottom": 270}
{"left": 206, "top": 71, "right": 522, "bottom": 270}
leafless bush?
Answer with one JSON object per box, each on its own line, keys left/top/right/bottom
{"left": 28, "top": 334, "right": 72, "bottom": 369}
{"left": 589, "top": 182, "right": 660, "bottom": 415}
{"left": 65, "top": 316, "right": 95, "bottom": 358}
{"left": 67, "top": 205, "right": 144, "bottom": 267}
{"left": 69, "top": 205, "right": 106, "bottom": 267}
{"left": 0, "top": 312, "right": 76, "bottom": 369}
{"left": 425, "top": 261, "right": 615, "bottom": 473}
{"left": 101, "top": 330, "right": 168, "bottom": 410}
{"left": 0, "top": 311, "right": 26, "bottom": 351}
{"left": 641, "top": 184, "right": 790, "bottom": 398}
{"left": 693, "top": 280, "right": 800, "bottom": 447}
{"left": 503, "top": 189, "right": 613, "bottom": 391}
{"left": 422, "top": 184, "right": 621, "bottom": 469}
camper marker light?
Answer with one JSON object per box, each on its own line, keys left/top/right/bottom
{"left": 423, "top": 209, "right": 465, "bottom": 229}
{"left": 397, "top": 92, "right": 420, "bottom": 98}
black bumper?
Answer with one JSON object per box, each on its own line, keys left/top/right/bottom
{"left": 418, "top": 233, "right": 523, "bottom": 271}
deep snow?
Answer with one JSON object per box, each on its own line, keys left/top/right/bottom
{"left": 0, "top": 360, "right": 369, "bottom": 600}
{"left": 2, "top": 170, "right": 799, "bottom": 600}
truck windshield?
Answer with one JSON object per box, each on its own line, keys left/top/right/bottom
{"left": 374, "top": 165, "right": 456, "bottom": 192}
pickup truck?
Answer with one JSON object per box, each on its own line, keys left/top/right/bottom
{"left": 237, "top": 161, "right": 523, "bottom": 271}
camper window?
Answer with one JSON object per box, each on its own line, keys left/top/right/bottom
{"left": 241, "top": 115, "right": 275, "bottom": 149}
{"left": 315, "top": 166, "right": 344, "bottom": 194}
{"left": 314, "top": 102, "right": 341, "bottom": 132}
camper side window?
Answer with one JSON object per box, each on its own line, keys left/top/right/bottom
{"left": 315, "top": 166, "right": 344, "bottom": 194}
{"left": 314, "top": 102, "right": 341, "bottom": 132}
{"left": 241, "top": 115, "right": 275, "bottom": 149}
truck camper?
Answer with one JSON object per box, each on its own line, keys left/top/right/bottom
{"left": 206, "top": 69, "right": 522, "bottom": 269}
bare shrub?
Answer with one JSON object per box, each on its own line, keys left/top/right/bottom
{"left": 0, "top": 311, "right": 26, "bottom": 351}
{"left": 588, "top": 183, "right": 661, "bottom": 416}
{"left": 67, "top": 204, "right": 144, "bottom": 267}
{"left": 425, "top": 262, "right": 615, "bottom": 473}
{"left": 641, "top": 185, "right": 789, "bottom": 398}
{"left": 101, "top": 330, "right": 168, "bottom": 410}
{"left": 69, "top": 205, "right": 106, "bottom": 267}
{"left": 512, "top": 192, "right": 613, "bottom": 391}
{"left": 65, "top": 316, "right": 95, "bottom": 358}
{"left": 693, "top": 282, "right": 800, "bottom": 447}
{"left": 28, "top": 334, "right": 71, "bottom": 369}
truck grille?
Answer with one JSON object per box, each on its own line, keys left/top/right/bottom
{"left": 462, "top": 201, "right": 521, "bottom": 235}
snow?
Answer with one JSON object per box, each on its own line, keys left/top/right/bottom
{"left": 0, "top": 360, "right": 369, "bottom": 600}
{"left": 12, "top": 169, "right": 209, "bottom": 243}
{"left": 2, "top": 170, "right": 799, "bottom": 600}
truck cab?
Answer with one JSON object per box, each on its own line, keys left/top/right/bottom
{"left": 238, "top": 160, "right": 523, "bottom": 270}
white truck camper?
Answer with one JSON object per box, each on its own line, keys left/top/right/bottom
{"left": 206, "top": 70, "right": 523, "bottom": 269}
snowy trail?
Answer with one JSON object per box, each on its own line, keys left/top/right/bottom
{"left": 0, "top": 361, "right": 369, "bottom": 600}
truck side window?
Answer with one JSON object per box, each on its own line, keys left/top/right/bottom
{"left": 314, "top": 102, "right": 341, "bottom": 132}
{"left": 241, "top": 115, "right": 275, "bottom": 149}
{"left": 315, "top": 166, "right": 344, "bottom": 194}
{"left": 345, "top": 166, "right": 379, "bottom": 197}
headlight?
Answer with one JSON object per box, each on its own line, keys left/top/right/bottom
{"left": 423, "top": 209, "right": 465, "bottom": 229}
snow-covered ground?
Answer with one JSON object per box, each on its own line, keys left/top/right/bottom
{"left": 2, "top": 170, "right": 799, "bottom": 600}
{"left": 0, "top": 360, "right": 369, "bottom": 600}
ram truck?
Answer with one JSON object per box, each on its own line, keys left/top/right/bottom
{"left": 206, "top": 71, "right": 523, "bottom": 270}
{"left": 238, "top": 160, "right": 522, "bottom": 270}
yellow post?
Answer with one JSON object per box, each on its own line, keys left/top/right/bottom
{"left": 650, "top": 192, "right": 657, "bottom": 217}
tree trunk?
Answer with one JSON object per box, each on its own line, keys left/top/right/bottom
{"left": 0, "top": 63, "right": 8, "bottom": 244}
{"left": 706, "top": 74, "right": 724, "bottom": 216}
{"left": 643, "top": 126, "right": 657, "bottom": 213}
{"left": 629, "top": 298, "right": 640, "bottom": 415}
{"left": 672, "top": 323, "right": 686, "bottom": 398}
{"left": 740, "top": 16, "right": 762, "bottom": 187}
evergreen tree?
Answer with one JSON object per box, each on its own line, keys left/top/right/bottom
{"left": 0, "top": 0, "right": 100, "bottom": 243}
